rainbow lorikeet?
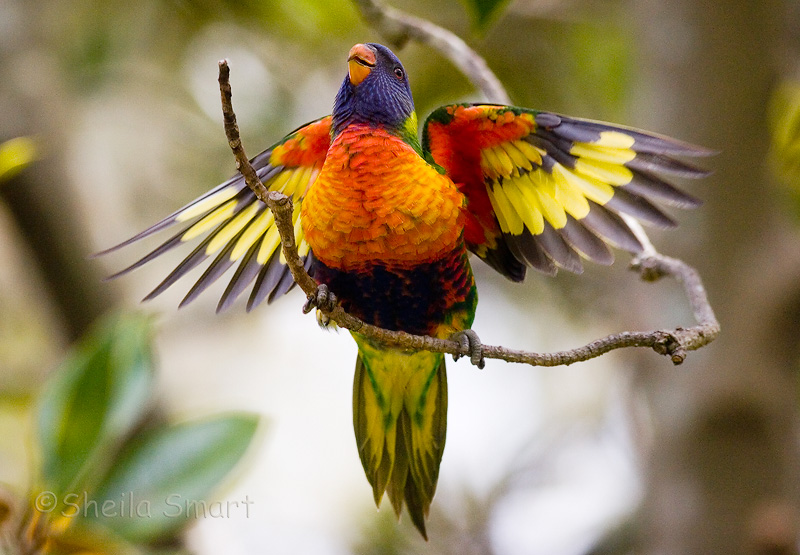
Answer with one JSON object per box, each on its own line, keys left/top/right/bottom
{"left": 100, "top": 43, "right": 709, "bottom": 537}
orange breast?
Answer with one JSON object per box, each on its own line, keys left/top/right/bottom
{"left": 301, "top": 125, "right": 465, "bottom": 272}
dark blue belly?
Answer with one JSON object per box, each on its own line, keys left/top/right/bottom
{"left": 311, "top": 246, "right": 476, "bottom": 337}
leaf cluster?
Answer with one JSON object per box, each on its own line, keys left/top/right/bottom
{"left": 4, "top": 314, "right": 260, "bottom": 554}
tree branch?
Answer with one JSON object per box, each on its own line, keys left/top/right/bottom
{"left": 218, "top": 60, "right": 718, "bottom": 366}
{"left": 351, "top": 0, "right": 511, "bottom": 104}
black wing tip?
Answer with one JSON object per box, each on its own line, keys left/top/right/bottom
{"left": 605, "top": 190, "right": 678, "bottom": 229}
{"left": 102, "top": 272, "right": 123, "bottom": 283}
{"left": 595, "top": 252, "right": 615, "bottom": 266}
{"left": 535, "top": 224, "right": 584, "bottom": 274}
{"left": 506, "top": 231, "right": 559, "bottom": 277}
{"left": 535, "top": 112, "right": 561, "bottom": 128}
{"left": 541, "top": 111, "right": 718, "bottom": 159}
{"left": 668, "top": 191, "right": 704, "bottom": 209}
{"left": 626, "top": 153, "right": 712, "bottom": 179}
{"left": 267, "top": 268, "right": 297, "bottom": 304}
{"left": 91, "top": 214, "right": 186, "bottom": 258}
{"left": 675, "top": 144, "right": 719, "bottom": 158}
{"left": 141, "top": 289, "right": 160, "bottom": 303}
{"left": 581, "top": 202, "right": 645, "bottom": 254}
{"left": 636, "top": 140, "right": 718, "bottom": 158}
{"left": 686, "top": 195, "right": 704, "bottom": 208}
{"left": 474, "top": 238, "right": 528, "bottom": 282}
{"left": 179, "top": 286, "right": 203, "bottom": 308}
{"left": 216, "top": 252, "right": 262, "bottom": 312}
{"left": 90, "top": 240, "right": 135, "bottom": 259}
{"left": 507, "top": 268, "right": 527, "bottom": 282}
{"left": 561, "top": 217, "right": 615, "bottom": 266}
{"left": 215, "top": 298, "right": 234, "bottom": 314}
{"left": 217, "top": 252, "right": 263, "bottom": 313}
{"left": 246, "top": 252, "right": 284, "bottom": 312}
{"left": 178, "top": 238, "right": 244, "bottom": 309}
{"left": 103, "top": 260, "right": 148, "bottom": 281}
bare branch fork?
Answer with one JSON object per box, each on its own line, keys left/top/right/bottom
{"left": 351, "top": 0, "right": 511, "bottom": 104}
{"left": 218, "top": 59, "right": 718, "bottom": 366}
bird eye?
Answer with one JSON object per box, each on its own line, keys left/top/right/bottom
{"left": 394, "top": 67, "right": 404, "bottom": 79}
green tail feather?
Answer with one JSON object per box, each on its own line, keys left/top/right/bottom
{"left": 353, "top": 345, "right": 447, "bottom": 540}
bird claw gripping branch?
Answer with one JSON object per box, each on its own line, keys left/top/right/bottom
{"left": 303, "top": 283, "right": 338, "bottom": 327}
{"left": 450, "top": 329, "right": 486, "bottom": 369}
{"left": 302, "top": 283, "right": 337, "bottom": 314}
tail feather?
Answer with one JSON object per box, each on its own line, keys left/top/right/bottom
{"left": 386, "top": 413, "right": 410, "bottom": 515}
{"left": 353, "top": 348, "right": 447, "bottom": 540}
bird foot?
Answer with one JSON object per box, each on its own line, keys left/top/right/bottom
{"left": 450, "top": 329, "right": 485, "bottom": 369}
{"left": 302, "top": 284, "right": 337, "bottom": 313}
{"left": 303, "top": 284, "right": 337, "bottom": 327}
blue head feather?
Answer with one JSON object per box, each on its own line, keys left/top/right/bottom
{"left": 332, "top": 43, "right": 415, "bottom": 137}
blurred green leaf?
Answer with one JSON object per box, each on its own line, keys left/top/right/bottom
{"left": 566, "top": 22, "right": 632, "bottom": 119}
{"left": 37, "top": 313, "right": 155, "bottom": 496}
{"left": 769, "top": 81, "right": 800, "bottom": 203}
{"left": 85, "top": 413, "right": 260, "bottom": 543}
{"left": 0, "top": 136, "right": 38, "bottom": 183}
{"left": 460, "top": 0, "right": 511, "bottom": 32}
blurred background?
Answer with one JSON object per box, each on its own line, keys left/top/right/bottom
{"left": 1, "top": 0, "right": 799, "bottom": 553}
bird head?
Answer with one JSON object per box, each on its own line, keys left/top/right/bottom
{"left": 332, "top": 43, "right": 417, "bottom": 142}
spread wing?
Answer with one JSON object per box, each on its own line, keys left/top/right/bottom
{"left": 422, "top": 104, "right": 711, "bottom": 280}
{"left": 97, "top": 116, "right": 331, "bottom": 312}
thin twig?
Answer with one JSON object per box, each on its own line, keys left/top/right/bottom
{"left": 218, "top": 60, "right": 719, "bottom": 366}
{"left": 621, "top": 214, "right": 658, "bottom": 257}
{"left": 351, "top": 0, "right": 511, "bottom": 104}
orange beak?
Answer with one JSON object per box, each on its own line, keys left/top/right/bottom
{"left": 348, "top": 43, "right": 376, "bottom": 85}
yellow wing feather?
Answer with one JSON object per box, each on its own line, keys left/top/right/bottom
{"left": 100, "top": 115, "right": 332, "bottom": 311}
